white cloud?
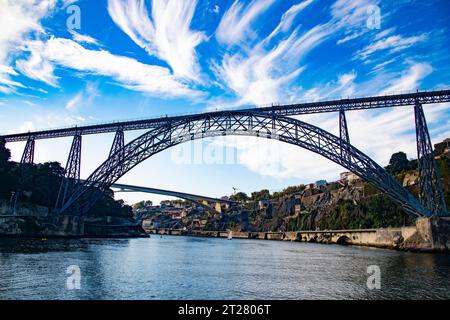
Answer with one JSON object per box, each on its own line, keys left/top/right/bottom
{"left": 65, "top": 92, "right": 82, "bottom": 112}
{"left": 17, "top": 37, "right": 201, "bottom": 98}
{"left": 213, "top": 40, "right": 305, "bottom": 106}
{"left": 0, "top": 64, "right": 19, "bottom": 75}
{"left": 216, "top": 0, "right": 275, "bottom": 46}
{"left": 0, "top": 68, "right": 26, "bottom": 94}
{"left": 65, "top": 82, "right": 99, "bottom": 112}
{"left": 355, "top": 34, "right": 428, "bottom": 61}
{"left": 107, "top": 0, "right": 205, "bottom": 81}
{"left": 213, "top": 0, "right": 379, "bottom": 107}
{"left": 70, "top": 31, "right": 99, "bottom": 45}
{"left": 331, "top": 0, "right": 379, "bottom": 43}
{"left": 380, "top": 62, "right": 432, "bottom": 94}
{"left": 266, "top": 0, "right": 315, "bottom": 41}
{"left": 214, "top": 20, "right": 332, "bottom": 106}
{"left": 0, "top": 0, "right": 59, "bottom": 93}
{"left": 22, "top": 100, "right": 37, "bottom": 107}
{"left": 16, "top": 40, "right": 59, "bottom": 87}
{"left": 0, "top": 0, "right": 56, "bottom": 63}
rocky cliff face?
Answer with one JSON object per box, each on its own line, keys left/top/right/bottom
{"left": 0, "top": 200, "right": 147, "bottom": 238}
{"left": 240, "top": 174, "right": 419, "bottom": 232}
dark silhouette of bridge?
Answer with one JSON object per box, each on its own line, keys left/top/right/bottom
{"left": 2, "top": 89, "right": 449, "bottom": 218}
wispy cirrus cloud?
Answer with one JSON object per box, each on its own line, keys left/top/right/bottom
{"left": 0, "top": 0, "right": 58, "bottom": 93}
{"left": 65, "top": 82, "right": 99, "bottom": 112}
{"left": 355, "top": 33, "right": 428, "bottom": 61}
{"left": 331, "top": 0, "right": 380, "bottom": 44}
{"left": 69, "top": 30, "right": 99, "bottom": 46}
{"left": 213, "top": 1, "right": 332, "bottom": 106}
{"left": 16, "top": 40, "right": 59, "bottom": 87}
{"left": 107, "top": 0, "right": 205, "bottom": 82}
{"left": 213, "top": 24, "right": 331, "bottom": 106}
{"left": 379, "top": 62, "right": 432, "bottom": 94}
{"left": 0, "top": 65, "right": 26, "bottom": 94}
{"left": 266, "top": 0, "right": 315, "bottom": 41}
{"left": 215, "top": 0, "right": 276, "bottom": 46}
{"left": 17, "top": 37, "right": 202, "bottom": 98}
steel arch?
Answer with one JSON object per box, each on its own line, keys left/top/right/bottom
{"left": 59, "top": 111, "right": 430, "bottom": 217}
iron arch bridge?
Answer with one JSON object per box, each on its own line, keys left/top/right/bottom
{"left": 3, "top": 90, "right": 448, "bottom": 218}
{"left": 61, "top": 110, "right": 428, "bottom": 217}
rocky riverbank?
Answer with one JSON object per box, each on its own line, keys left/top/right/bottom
{"left": 0, "top": 200, "right": 148, "bottom": 238}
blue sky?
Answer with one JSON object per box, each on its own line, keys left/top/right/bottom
{"left": 0, "top": 0, "right": 449, "bottom": 205}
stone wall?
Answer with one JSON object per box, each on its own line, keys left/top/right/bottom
{"left": 151, "top": 217, "right": 450, "bottom": 253}
{"left": 0, "top": 199, "right": 49, "bottom": 217}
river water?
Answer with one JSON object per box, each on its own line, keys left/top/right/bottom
{"left": 0, "top": 236, "right": 449, "bottom": 300}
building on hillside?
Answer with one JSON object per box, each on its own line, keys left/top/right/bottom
{"left": 314, "top": 180, "right": 327, "bottom": 189}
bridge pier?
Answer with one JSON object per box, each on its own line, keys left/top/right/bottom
{"left": 109, "top": 127, "right": 125, "bottom": 159}
{"left": 414, "top": 101, "right": 447, "bottom": 216}
{"left": 10, "top": 135, "right": 35, "bottom": 214}
{"left": 339, "top": 108, "right": 350, "bottom": 162}
{"left": 55, "top": 133, "right": 82, "bottom": 212}
{"left": 20, "top": 136, "right": 35, "bottom": 164}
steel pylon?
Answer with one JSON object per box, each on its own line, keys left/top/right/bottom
{"left": 10, "top": 135, "right": 35, "bottom": 214}
{"left": 20, "top": 136, "right": 35, "bottom": 164}
{"left": 339, "top": 108, "right": 350, "bottom": 161}
{"left": 109, "top": 127, "right": 125, "bottom": 159}
{"left": 414, "top": 101, "right": 447, "bottom": 216}
{"left": 55, "top": 133, "right": 82, "bottom": 212}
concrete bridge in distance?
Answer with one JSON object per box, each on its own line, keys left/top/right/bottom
{"left": 109, "top": 182, "right": 235, "bottom": 214}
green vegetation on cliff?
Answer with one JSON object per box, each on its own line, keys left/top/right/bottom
{"left": 0, "top": 138, "right": 132, "bottom": 218}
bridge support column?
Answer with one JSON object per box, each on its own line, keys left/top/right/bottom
{"left": 339, "top": 108, "right": 350, "bottom": 162}
{"left": 414, "top": 101, "right": 447, "bottom": 216}
{"left": 55, "top": 133, "right": 82, "bottom": 212}
{"left": 20, "top": 136, "right": 35, "bottom": 164}
{"left": 10, "top": 136, "right": 35, "bottom": 214}
{"left": 109, "top": 127, "right": 124, "bottom": 159}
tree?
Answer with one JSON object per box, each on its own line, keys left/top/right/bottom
{"left": 251, "top": 189, "right": 271, "bottom": 200}
{"left": 230, "top": 192, "right": 249, "bottom": 202}
{"left": 0, "top": 138, "right": 11, "bottom": 168}
{"left": 133, "top": 200, "right": 153, "bottom": 210}
{"left": 386, "top": 151, "right": 412, "bottom": 174}
{"left": 0, "top": 138, "right": 14, "bottom": 199}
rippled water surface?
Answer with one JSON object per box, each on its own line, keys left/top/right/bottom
{"left": 1, "top": 236, "right": 449, "bottom": 299}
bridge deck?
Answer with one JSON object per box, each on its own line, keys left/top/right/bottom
{"left": 111, "top": 182, "right": 233, "bottom": 204}
{"left": 2, "top": 89, "right": 449, "bottom": 142}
